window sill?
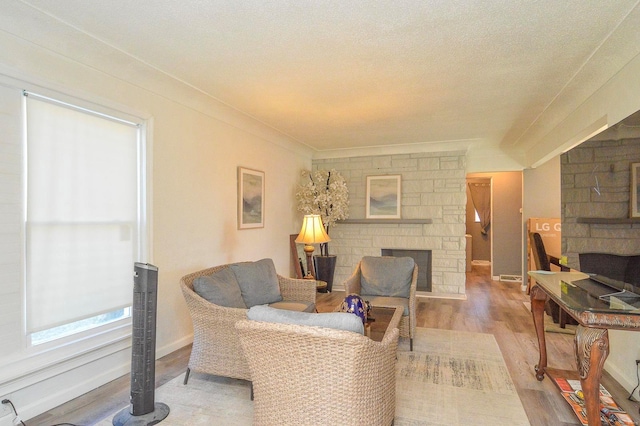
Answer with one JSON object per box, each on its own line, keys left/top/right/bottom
{"left": 0, "top": 325, "right": 131, "bottom": 392}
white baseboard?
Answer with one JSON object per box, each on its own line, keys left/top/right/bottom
{"left": 157, "top": 334, "right": 192, "bottom": 359}
{"left": 606, "top": 362, "right": 639, "bottom": 401}
{"left": 499, "top": 274, "right": 522, "bottom": 282}
{"left": 417, "top": 292, "right": 467, "bottom": 300}
{"left": 20, "top": 360, "right": 130, "bottom": 422}
{"left": 0, "top": 413, "right": 14, "bottom": 426}
{"left": 16, "top": 337, "right": 193, "bottom": 423}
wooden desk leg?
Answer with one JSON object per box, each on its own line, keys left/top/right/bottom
{"left": 530, "top": 285, "right": 548, "bottom": 381}
{"left": 575, "top": 326, "right": 609, "bottom": 426}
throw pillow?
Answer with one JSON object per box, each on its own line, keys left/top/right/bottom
{"left": 193, "top": 268, "right": 246, "bottom": 309}
{"left": 231, "top": 258, "right": 283, "bottom": 308}
{"left": 360, "top": 256, "right": 414, "bottom": 298}
{"left": 247, "top": 305, "right": 364, "bottom": 334}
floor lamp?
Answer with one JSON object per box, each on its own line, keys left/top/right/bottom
{"left": 295, "top": 214, "right": 331, "bottom": 279}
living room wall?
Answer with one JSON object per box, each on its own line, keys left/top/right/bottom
{"left": 312, "top": 151, "right": 467, "bottom": 296}
{"left": 561, "top": 138, "right": 640, "bottom": 265}
{"left": 561, "top": 136, "right": 640, "bottom": 400}
{"left": 0, "top": 11, "right": 311, "bottom": 420}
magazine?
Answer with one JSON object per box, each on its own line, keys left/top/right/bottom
{"left": 598, "top": 289, "right": 640, "bottom": 310}
{"left": 553, "top": 377, "right": 636, "bottom": 426}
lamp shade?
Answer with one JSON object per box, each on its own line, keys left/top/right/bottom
{"left": 295, "top": 214, "right": 331, "bottom": 245}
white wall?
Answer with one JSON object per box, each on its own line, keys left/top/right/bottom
{"left": 511, "top": 18, "right": 640, "bottom": 399}
{"left": 560, "top": 139, "right": 640, "bottom": 400}
{"left": 0, "top": 7, "right": 311, "bottom": 421}
{"left": 524, "top": 155, "right": 640, "bottom": 401}
{"left": 522, "top": 157, "right": 562, "bottom": 280}
{"left": 522, "top": 157, "right": 561, "bottom": 219}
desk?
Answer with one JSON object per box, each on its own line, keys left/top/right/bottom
{"left": 528, "top": 271, "right": 640, "bottom": 426}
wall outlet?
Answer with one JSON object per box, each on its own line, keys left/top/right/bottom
{"left": 0, "top": 399, "right": 13, "bottom": 418}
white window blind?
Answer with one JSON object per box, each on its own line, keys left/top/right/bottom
{"left": 25, "top": 93, "right": 141, "bottom": 334}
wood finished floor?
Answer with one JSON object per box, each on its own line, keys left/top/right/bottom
{"left": 30, "top": 264, "right": 640, "bottom": 426}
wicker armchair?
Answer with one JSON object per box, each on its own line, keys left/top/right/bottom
{"left": 344, "top": 256, "right": 417, "bottom": 350}
{"left": 180, "top": 263, "right": 317, "bottom": 384}
{"left": 235, "top": 312, "right": 401, "bottom": 425}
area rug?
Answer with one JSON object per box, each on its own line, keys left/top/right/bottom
{"left": 97, "top": 328, "right": 529, "bottom": 425}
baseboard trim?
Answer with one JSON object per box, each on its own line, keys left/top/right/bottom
{"left": 417, "top": 292, "right": 467, "bottom": 300}
{"left": 0, "top": 413, "right": 14, "bottom": 426}
{"left": 605, "top": 356, "right": 639, "bottom": 401}
{"left": 17, "top": 336, "right": 194, "bottom": 423}
{"left": 499, "top": 274, "right": 523, "bottom": 282}
{"left": 21, "top": 355, "right": 130, "bottom": 422}
{"left": 157, "top": 334, "right": 192, "bottom": 358}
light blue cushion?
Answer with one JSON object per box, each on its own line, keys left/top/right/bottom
{"left": 231, "top": 258, "right": 283, "bottom": 308}
{"left": 193, "top": 268, "right": 246, "bottom": 309}
{"left": 360, "top": 256, "right": 414, "bottom": 298}
{"left": 247, "top": 305, "right": 364, "bottom": 334}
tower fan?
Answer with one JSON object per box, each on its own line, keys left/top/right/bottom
{"left": 113, "top": 263, "right": 169, "bottom": 425}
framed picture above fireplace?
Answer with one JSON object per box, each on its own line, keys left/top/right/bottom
{"left": 366, "top": 175, "right": 401, "bottom": 219}
{"left": 631, "top": 163, "right": 640, "bottom": 218}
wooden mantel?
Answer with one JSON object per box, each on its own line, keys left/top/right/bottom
{"left": 339, "top": 219, "right": 432, "bottom": 224}
{"left": 576, "top": 217, "right": 640, "bottom": 224}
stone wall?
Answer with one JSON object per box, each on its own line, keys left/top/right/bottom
{"left": 312, "top": 151, "right": 467, "bottom": 296}
{"left": 561, "top": 138, "right": 640, "bottom": 269}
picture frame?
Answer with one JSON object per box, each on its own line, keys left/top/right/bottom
{"left": 238, "top": 167, "right": 265, "bottom": 229}
{"left": 366, "top": 175, "right": 402, "bottom": 219}
{"left": 289, "top": 234, "right": 305, "bottom": 279}
{"left": 631, "top": 163, "right": 640, "bottom": 218}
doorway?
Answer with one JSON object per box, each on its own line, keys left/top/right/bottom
{"left": 467, "top": 172, "right": 524, "bottom": 282}
{"left": 466, "top": 177, "right": 492, "bottom": 269}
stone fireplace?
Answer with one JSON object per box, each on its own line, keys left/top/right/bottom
{"left": 312, "top": 150, "right": 467, "bottom": 297}
{"left": 561, "top": 138, "right": 640, "bottom": 269}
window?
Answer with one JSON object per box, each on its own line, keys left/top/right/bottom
{"left": 24, "top": 92, "right": 146, "bottom": 345}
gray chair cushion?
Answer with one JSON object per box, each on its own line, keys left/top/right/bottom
{"left": 247, "top": 305, "right": 364, "bottom": 334}
{"left": 193, "top": 268, "right": 246, "bottom": 309}
{"left": 269, "top": 301, "right": 316, "bottom": 313}
{"left": 231, "top": 258, "right": 283, "bottom": 308}
{"left": 360, "top": 256, "right": 414, "bottom": 298}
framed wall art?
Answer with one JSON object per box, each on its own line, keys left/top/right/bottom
{"left": 366, "top": 174, "right": 401, "bottom": 219}
{"left": 289, "top": 234, "right": 305, "bottom": 278}
{"left": 238, "top": 167, "right": 265, "bottom": 229}
{"left": 631, "top": 163, "right": 640, "bottom": 218}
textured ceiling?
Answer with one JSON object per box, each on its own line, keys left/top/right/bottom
{"left": 15, "top": 0, "right": 640, "bottom": 154}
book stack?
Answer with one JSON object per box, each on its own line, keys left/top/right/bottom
{"left": 554, "top": 377, "right": 635, "bottom": 425}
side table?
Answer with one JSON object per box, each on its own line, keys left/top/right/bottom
{"left": 315, "top": 280, "right": 328, "bottom": 293}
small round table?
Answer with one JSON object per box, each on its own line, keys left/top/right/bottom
{"left": 315, "top": 280, "right": 328, "bottom": 293}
